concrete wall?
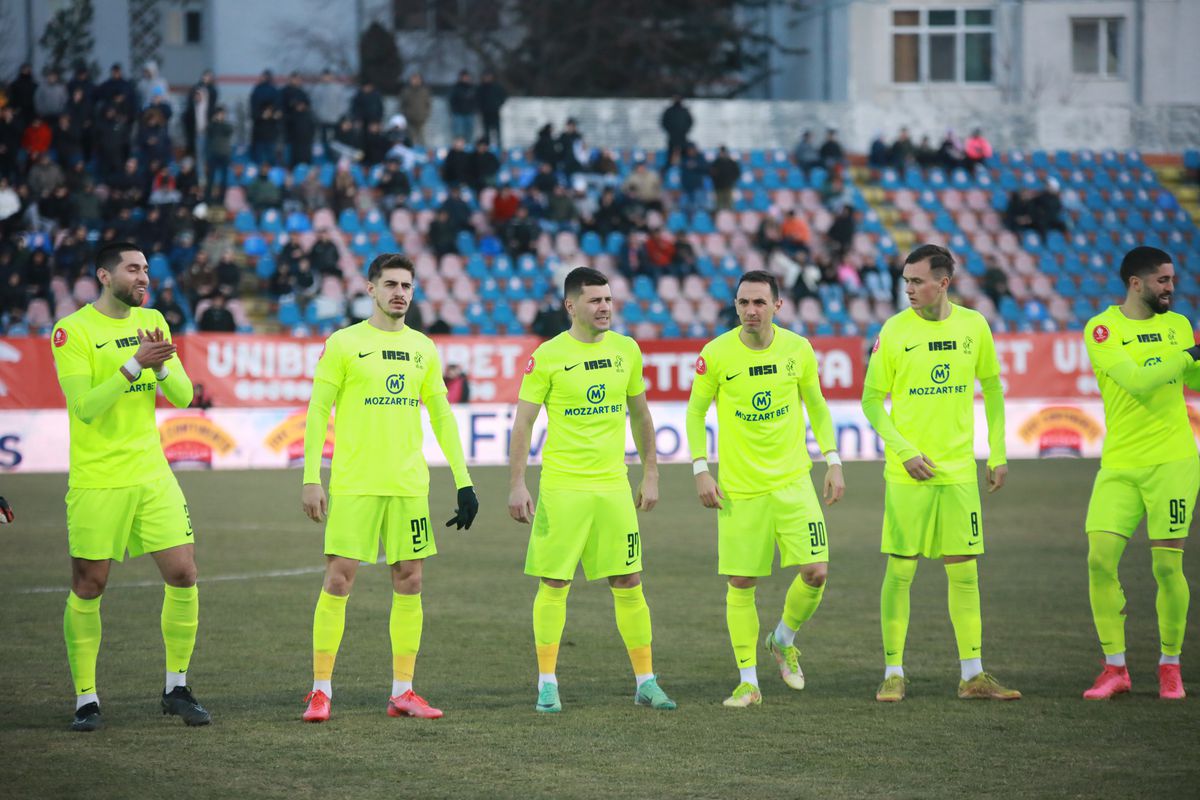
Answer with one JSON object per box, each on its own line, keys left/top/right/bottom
{"left": 497, "top": 97, "right": 1200, "bottom": 153}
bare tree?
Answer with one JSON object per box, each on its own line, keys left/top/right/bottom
{"left": 270, "top": 0, "right": 357, "bottom": 76}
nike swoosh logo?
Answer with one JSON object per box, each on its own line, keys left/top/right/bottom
{"left": 564, "top": 362, "right": 582, "bottom": 371}
{"left": 885, "top": 651, "right": 898, "bottom": 657}
{"left": 358, "top": 352, "right": 374, "bottom": 358}
{"left": 904, "top": 344, "right": 920, "bottom": 352}
{"left": 1169, "top": 526, "right": 1185, "bottom": 533}
{"left": 1122, "top": 339, "right": 1134, "bottom": 345}
{"left": 725, "top": 372, "right": 741, "bottom": 380}
{"left": 413, "top": 544, "right": 428, "bottom": 553}
{"left": 738, "top": 657, "right": 751, "bottom": 664}
{"left": 95, "top": 341, "right": 109, "bottom": 349}
{"left": 810, "top": 549, "right": 823, "bottom": 555}
{"left": 968, "top": 540, "right": 979, "bottom": 546}
{"left": 625, "top": 558, "right": 638, "bottom": 566}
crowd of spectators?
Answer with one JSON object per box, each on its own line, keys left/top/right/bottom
{"left": 1003, "top": 180, "right": 1068, "bottom": 242}
{"left": 866, "top": 127, "right": 993, "bottom": 174}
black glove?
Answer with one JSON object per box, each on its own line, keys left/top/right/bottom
{"left": 445, "top": 486, "right": 478, "bottom": 530}
{"left": 1186, "top": 345, "right": 1200, "bottom": 362}
{"left": 0, "top": 496, "right": 12, "bottom": 524}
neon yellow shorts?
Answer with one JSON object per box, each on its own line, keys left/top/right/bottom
{"left": 717, "top": 477, "right": 828, "bottom": 577}
{"left": 66, "top": 473, "right": 193, "bottom": 562}
{"left": 525, "top": 487, "right": 641, "bottom": 581}
{"left": 1085, "top": 456, "right": 1199, "bottom": 540}
{"left": 882, "top": 481, "right": 982, "bottom": 559}
{"left": 324, "top": 495, "right": 434, "bottom": 564}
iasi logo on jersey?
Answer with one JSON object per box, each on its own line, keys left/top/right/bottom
{"left": 564, "top": 383, "right": 622, "bottom": 416}
{"left": 363, "top": 373, "right": 419, "bottom": 406}
{"left": 908, "top": 363, "right": 967, "bottom": 396}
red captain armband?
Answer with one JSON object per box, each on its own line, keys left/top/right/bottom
{"left": 871, "top": 338, "right": 880, "bottom": 353}
{"left": 695, "top": 356, "right": 707, "bottom": 375}
{"left": 53, "top": 328, "right": 67, "bottom": 347}
{"left": 1092, "top": 325, "right": 1109, "bottom": 344}
{"left": 524, "top": 356, "right": 535, "bottom": 374}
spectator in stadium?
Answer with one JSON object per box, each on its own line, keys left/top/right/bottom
{"left": 309, "top": 229, "right": 340, "bottom": 276}
{"left": 642, "top": 227, "right": 677, "bottom": 277}
{"left": 198, "top": 292, "right": 237, "bottom": 332}
{"left": 707, "top": 146, "right": 740, "bottom": 211}
{"left": 477, "top": 70, "right": 507, "bottom": 148}
{"left": 826, "top": 203, "right": 856, "bottom": 257}
{"left": 252, "top": 100, "right": 283, "bottom": 166}
{"left": 890, "top": 127, "right": 916, "bottom": 169}
{"left": 822, "top": 173, "right": 855, "bottom": 213}
{"left": 1033, "top": 179, "right": 1069, "bottom": 240}
{"left": 249, "top": 70, "right": 280, "bottom": 119}
{"left": 547, "top": 184, "right": 580, "bottom": 230}
{"left": 9, "top": 63, "right": 38, "bottom": 121}
{"left": 794, "top": 130, "right": 819, "bottom": 173}
{"left": 503, "top": 205, "right": 539, "bottom": 257}
{"left": 311, "top": 70, "right": 346, "bottom": 156}
{"left": 93, "top": 105, "right": 130, "bottom": 181}
{"left": 137, "top": 61, "right": 168, "bottom": 108}
{"left": 661, "top": 95, "right": 693, "bottom": 166}
{"left": 378, "top": 159, "right": 412, "bottom": 210}
{"left": 360, "top": 121, "right": 390, "bottom": 167}
{"left": 532, "top": 123, "right": 559, "bottom": 166}
{"left": 35, "top": 68, "right": 68, "bottom": 120}
{"left": 589, "top": 187, "right": 628, "bottom": 236}
{"left": 470, "top": 138, "right": 501, "bottom": 192}
{"left": 939, "top": 130, "right": 966, "bottom": 171}
{"left": 780, "top": 209, "right": 812, "bottom": 259}
{"left": 287, "top": 99, "right": 317, "bottom": 168}
{"left": 205, "top": 105, "right": 233, "bottom": 202}
{"left": 1003, "top": 189, "right": 1037, "bottom": 237}
{"left": 490, "top": 184, "right": 520, "bottom": 228}
{"left": 331, "top": 117, "right": 364, "bottom": 162}
{"left": 868, "top": 132, "right": 891, "bottom": 170}
{"left": 964, "top": 128, "right": 993, "bottom": 170}
{"left": 982, "top": 255, "right": 1012, "bottom": 308}
{"left": 557, "top": 118, "right": 585, "bottom": 175}
{"left": 819, "top": 128, "right": 845, "bottom": 172}
{"left": 28, "top": 154, "right": 65, "bottom": 200}
{"left": 21, "top": 116, "right": 53, "bottom": 160}
{"left": 444, "top": 363, "right": 470, "bottom": 404}
{"left": 53, "top": 113, "right": 84, "bottom": 168}
{"left": 215, "top": 250, "right": 242, "bottom": 296}
{"left": 532, "top": 161, "right": 558, "bottom": 195}
{"left": 293, "top": 257, "right": 317, "bottom": 301}
{"left": 96, "top": 63, "right": 135, "bottom": 119}
{"left": 915, "top": 135, "right": 939, "bottom": 171}
{"left": 190, "top": 383, "right": 213, "bottom": 410}
{"left": 400, "top": 72, "right": 432, "bottom": 147}
{"left": 440, "top": 186, "right": 472, "bottom": 232}
{"left": 586, "top": 147, "right": 619, "bottom": 182}
{"left": 246, "top": 164, "right": 282, "bottom": 214}
{"left": 154, "top": 284, "right": 187, "bottom": 329}
{"left": 428, "top": 208, "right": 459, "bottom": 258}
{"left": 449, "top": 70, "right": 477, "bottom": 143}
{"left": 530, "top": 290, "right": 569, "bottom": 337}
{"left": 441, "top": 137, "right": 473, "bottom": 187}
{"left": 679, "top": 142, "right": 708, "bottom": 214}
{"left": 0, "top": 107, "right": 20, "bottom": 181}
{"left": 136, "top": 105, "right": 172, "bottom": 165}
{"left": 623, "top": 160, "right": 664, "bottom": 214}
{"left": 331, "top": 159, "right": 357, "bottom": 216}
{"left": 182, "top": 69, "right": 218, "bottom": 160}
{"left": 351, "top": 79, "right": 384, "bottom": 128}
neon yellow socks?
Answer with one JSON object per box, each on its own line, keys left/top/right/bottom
{"left": 611, "top": 584, "right": 654, "bottom": 681}
{"left": 881, "top": 556, "right": 917, "bottom": 670}
{"left": 781, "top": 574, "right": 825, "bottom": 640}
{"left": 64, "top": 591, "right": 102, "bottom": 702}
{"left": 1087, "top": 531, "right": 1128, "bottom": 657}
{"left": 161, "top": 584, "right": 199, "bottom": 690}
{"left": 312, "top": 589, "right": 349, "bottom": 694}
{"left": 945, "top": 560, "right": 983, "bottom": 680}
{"left": 532, "top": 582, "right": 569, "bottom": 684}
{"left": 726, "top": 583, "right": 759, "bottom": 682}
{"left": 390, "top": 592, "right": 422, "bottom": 695}
{"left": 1152, "top": 547, "right": 1188, "bottom": 658}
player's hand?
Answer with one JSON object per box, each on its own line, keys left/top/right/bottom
{"left": 134, "top": 327, "right": 176, "bottom": 371}
{"left": 695, "top": 470, "right": 724, "bottom": 510}
{"left": 446, "top": 486, "right": 479, "bottom": 530}
{"left": 903, "top": 454, "right": 937, "bottom": 481}
{"left": 301, "top": 483, "right": 328, "bottom": 523}
{"left": 823, "top": 464, "right": 845, "bottom": 505}
{"left": 986, "top": 464, "right": 1008, "bottom": 493}
{"left": 508, "top": 484, "right": 534, "bottom": 524}
{"left": 636, "top": 472, "right": 659, "bottom": 512}
{"left": 0, "top": 496, "right": 13, "bottom": 524}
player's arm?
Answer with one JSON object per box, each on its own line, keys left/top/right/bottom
{"left": 54, "top": 322, "right": 178, "bottom": 423}
{"left": 976, "top": 322, "right": 1007, "bottom": 492}
{"left": 144, "top": 326, "right": 194, "bottom": 408}
{"left": 1086, "top": 323, "right": 1198, "bottom": 397}
{"left": 425, "top": 393, "right": 478, "bottom": 530}
{"left": 301, "top": 378, "right": 337, "bottom": 523}
{"left": 685, "top": 351, "right": 723, "bottom": 509}
{"left": 627, "top": 391, "right": 659, "bottom": 512}
{"left": 799, "top": 366, "right": 844, "bottom": 505}
{"left": 507, "top": 399, "right": 541, "bottom": 524}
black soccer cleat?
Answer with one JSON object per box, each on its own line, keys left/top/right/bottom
{"left": 71, "top": 702, "right": 102, "bottom": 732}
{"left": 161, "top": 686, "right": 211, "bottom": 726}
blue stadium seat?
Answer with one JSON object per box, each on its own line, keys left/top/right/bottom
{"left": 255, "top": 254, "right": 277, "bottom": 280}
{"left": 260, "top": 209, "right": 283, "bottom": 234}
{"left": 243, "top": 234, "right": 268, "bottom": 257}
{"left": 278, "top": 298, "right": 302, "bottom": 327}
{"left": 465, "top": 254, "right": 488, "bottom": 280}
{"left": 666, "top": 210, "right": 688, "bottom": 233}
{"left": 286, "top": 211, "right": 312, "bottom": 233}
{"left": 456, "top": 230, "right": 477, "bottom": 256}
{"left": 233, "top": 210, "right": 257, "bottom": 233}
{"left": 580, "top": 231, "right": 602, "bottom": 256}
{"left": 691, "top": 211, "right": 714, "bottom": 234}
{"left": 338, "top": 209, "right": 360, "bottom": 233}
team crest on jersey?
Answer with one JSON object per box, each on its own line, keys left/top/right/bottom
{"left": 963, "top": 335, "right": 974, "bottom": 355}
{"left": 695, "top": 356, "right": 707, "bottom": 375}
{"left": 414, "top": 352, "right": 424, "bottom": 368}
{"left": 53, "top": 328, "right": 67, "bottom": 347}
{"left": 785, "top": 357, "right": 796, "bottom": 377}
{"left": 1093, "top": 325, "right": 1110, "bottom": 344}
{"left": 614, "top": 355, "right": 625, "bottom": 373}
{"left": 1169, "top": 328, "right": 1178, "bottom": 345}
{"left": 525, "top": 356, "right": 535, "bottom": 374}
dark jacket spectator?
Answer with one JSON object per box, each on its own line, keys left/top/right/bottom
{"left": 379, "top": 160, "right": 412, "bottom": 202}
{"left": 477, "top": 71, "right": 507, "bottom": 146}
{"left": 819, "top": 129, "right": 845, "bottom": 170}
{"left": 53, "top": 114, "right": 84, "bottom": 167}
{"left": 827, "top": 205, "right": 856, "bottom": 255}
{"left": 94, "top": 108, "right": 131, "bottom": 178}
{"left": 0, "top": 107, "right": 22, "bottom": 179}
{"left": 350, "top": 82, "right": 384, "bottom": 126}
{"left": 533, "top": 124, "right": 558, "bottom": 166}
{"left": 309, "top": 231, "right": 340, "bottom": 275}
{"left": 361, "top": 121, "right": 390, "bottom": 167}
{"left": 246, "top": 169, "right": 282, "bottom": 213}
{"left": 557, "top": 119, "right": 584, "bottom": 174}
{"left": 890, "top": 128, "right": 915, "bottom": 168}
{"left": 1033, "top": 182, "right": 1068, "bottom": 239}
{"left": 251, "top": 103, "right": 283, "bottom": 165}
{"left": 287, "top": 101, "right": 316, "bottom": 167}
{"left": 794, "top": 130, "right": 820, "bottom": 174}
{"left": 96, "top": 63, "right": 135, "bottom": 118}
{"left": 400, "top": 73, "right": 432, "bottom": 147}
{"left": 428, "top": 209, "right": 459, "bottom": 257}
{"left": 249, "top": 71, "right": 280, "bottom": 119}
{"left": 154, "top": 286, "right": 187, "bottom": 329}
{"left": 9, "top": 64, "right": 38, "bottom": 121}
{"left": 448, "top": 71, "right": 476, "bottom": 141}
{"left": 660, "top": 96, "right": 693, "bottom": 163}
{"left": 35, "top": 69, "right": 68, "bottom": 119}
{"left": 868, "top": 134, "right": 891, "bottom": 169}
{"left": 470, "top": 140, "right": 500, "bottom": 192}
{"left": 441, "top": 139, "right": 473, "bottom": 187}
{"left": 215, "top": 252, "right": 242, "bottom": 295}
{"left": 198, "top": 293, "right": 237, "bottom": 332}
{"left": 182, "top": 70, "right": 219, "bottom": 157}
{"left": 1004, "top": 190, "right": 1037, "bottom": 234}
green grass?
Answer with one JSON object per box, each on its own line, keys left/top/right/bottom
{"left": 2, "top": 460, "right": 1198, "bottom": 799}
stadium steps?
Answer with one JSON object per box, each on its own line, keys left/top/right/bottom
{"left": 1149, "top": 157, "right": 1199, "bottom": 225}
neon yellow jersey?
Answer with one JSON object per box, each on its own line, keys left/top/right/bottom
{"left": 312, "top": 322, "right": 447, "bottom": 495}
{"left": 1084, "top": 306, "right": 1197, "bottom": 469}
{"left": 864, "top": 304, "right": 1000, "bottom": 485}
{"left": 51, "top": 304, "right": 176, "bottom": 488}
{"left": 518, "top": 330, "right": 646, "bottom": 491}
{"left": 689, "top": 325, "right": 830, "bottom": 498}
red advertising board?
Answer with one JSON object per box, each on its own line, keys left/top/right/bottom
{"left": 0, "top": 331, "right": 1191, "bottom": 409}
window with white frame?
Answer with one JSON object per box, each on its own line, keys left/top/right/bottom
{"left": 1071, "top": 17, "right": 1123, "bottom": 78}
{"left": 892, "top": 7, "right": 994, "bottom": 84}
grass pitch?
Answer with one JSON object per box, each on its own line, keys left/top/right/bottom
{"left": 1, "top": 460, "right": 1198, "bottom": 799}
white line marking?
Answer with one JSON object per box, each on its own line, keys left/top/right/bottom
{"left": 11, "top": 565, "right": 327, "bottom": 595}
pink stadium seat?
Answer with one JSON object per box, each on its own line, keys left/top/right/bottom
{"left": 632, "top": 322, "right": 659, "bottom": 340}
{"left": 874, "top": 301, "right": 896, "bottom": 322}
{"left": 847, "top": 297, "right": 872, "bottom": 328}
{"left": 1029, "top": 274, "right": 1054, "bottom": 299}
{"left": 440, "top": 254, "right": 464, "bottom": 280}
{"left": 297, "top": 231, "right": 317, "bottom": 250}
{"left": 646, "top": 210, "right": 665, "bottom": 230}
{"left": 776, "top": 297, "right": 796, "bottom": 326}
{"left": 415, "top": 210, "right": 434, "bottom": 235}
{"left": 229, "top": 298, "right": 252, "bottom": 328}
{"left": 996, "top": 231, "right": 1021, "bottom": 255}
{"left": 980, "top": 211, "right": 1003, "bottom": 232}
{"left": 971, "top": 233, "right": 996, "bottom": 255}
{"left": 738, "top": 211, "right": 760, "bottom": 235}
{"left": 696, "top": 298, "right": 720, "bottom": 325}
{"left": 798, "top": 190, "right": 821, "bottom": 212}
{"left": 555, "top": 231, "right": 579, "bottom": 257}
{"left": 516, "top": 300, "right": 538, "bottom": 326}
{"left": 414, "top": 253, "right": 437, "bottom": 280}
{"left": 592, "top": 254, "right": 615, "bottom": 275}
{"left": 670, "top": 300, "right": 695, "bottom": 325}
{"left": 73, "top": 277, "right": 99, "bottom": 304}
{"left": 440, "top": 300, "right": 466, "bottom": 327}
{"left": 941, "top": 189, "right": 963, "bottom": 211}
{"left": 223, "top": 186, "right": 246, "bottom": 214}
{"left": 389, "top": 209, "right": 414, "bottom": 235}
{"left": 893, "top": 190, "right": 916, "bottom": 213}
{"left": 682, "top": 275, "right": 706, "bottom": 302}
{"left": 422, "top": 275, "right": 448, "bottom": 302}
{"left": 704, "top": 234, "right": 727, "bottom": 259}
{"left": 811, "top": 209, "right": 832, "bottom": 233}
{"left": 320, "top": 276, "right": 345, "bottom": 299}
{"left": 450, "top": 277, "right": 476, "bottom": 303}
{"left": 26, "top": 298, "right": 52, "bottom": 328}
{"left": 1011, "top": 251, "right": 1037, "bottom": 275}
{"left": 608, "top": 275, "right": 631, "bottom": 302}
{"left": 798, "top": 297, "right": 824, "bottom": 326}
{"left": 742, "top": 250, "right": 765, "bottom": 271}
{"left": 715, "top": 210, "right": 737, "bottom": 235}
{"left": 657, "top": 275, "right": 681, "bottom": 302}
{"left": 345, "top": 273, "right": 367, "bottom": 296}
{"left": 965, "top": 189, "right": 988, "bottom": 212}
{"left": 312, "top": 209, "right": 336, "bottom": 231}
{"left": 478, "top": 188, "right": 497, "bottom": 213}
{"left": 1007, "top": 274, "right": 1029, "bottom": 300}
{"left": 956, "top": 210, "right": 979, "bottom": 233}
{"left": 535, "top": 233, "right": 553, "bottom": 260}
{"left": 774, "top": 190, "right": 795, "bottom": 212}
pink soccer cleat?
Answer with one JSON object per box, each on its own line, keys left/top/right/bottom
{"left": 1082, "top": 664, "right": 1131, "bottom": 700}
{"left": 387, "top": 690, "right": 443, "bottom": 719}
{"left": 1158, "top": 664, "right": 1186, "bottom": 700}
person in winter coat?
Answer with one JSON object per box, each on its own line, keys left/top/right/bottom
{"left": 400, "top": 72, "right": 432, "bottom": 147}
